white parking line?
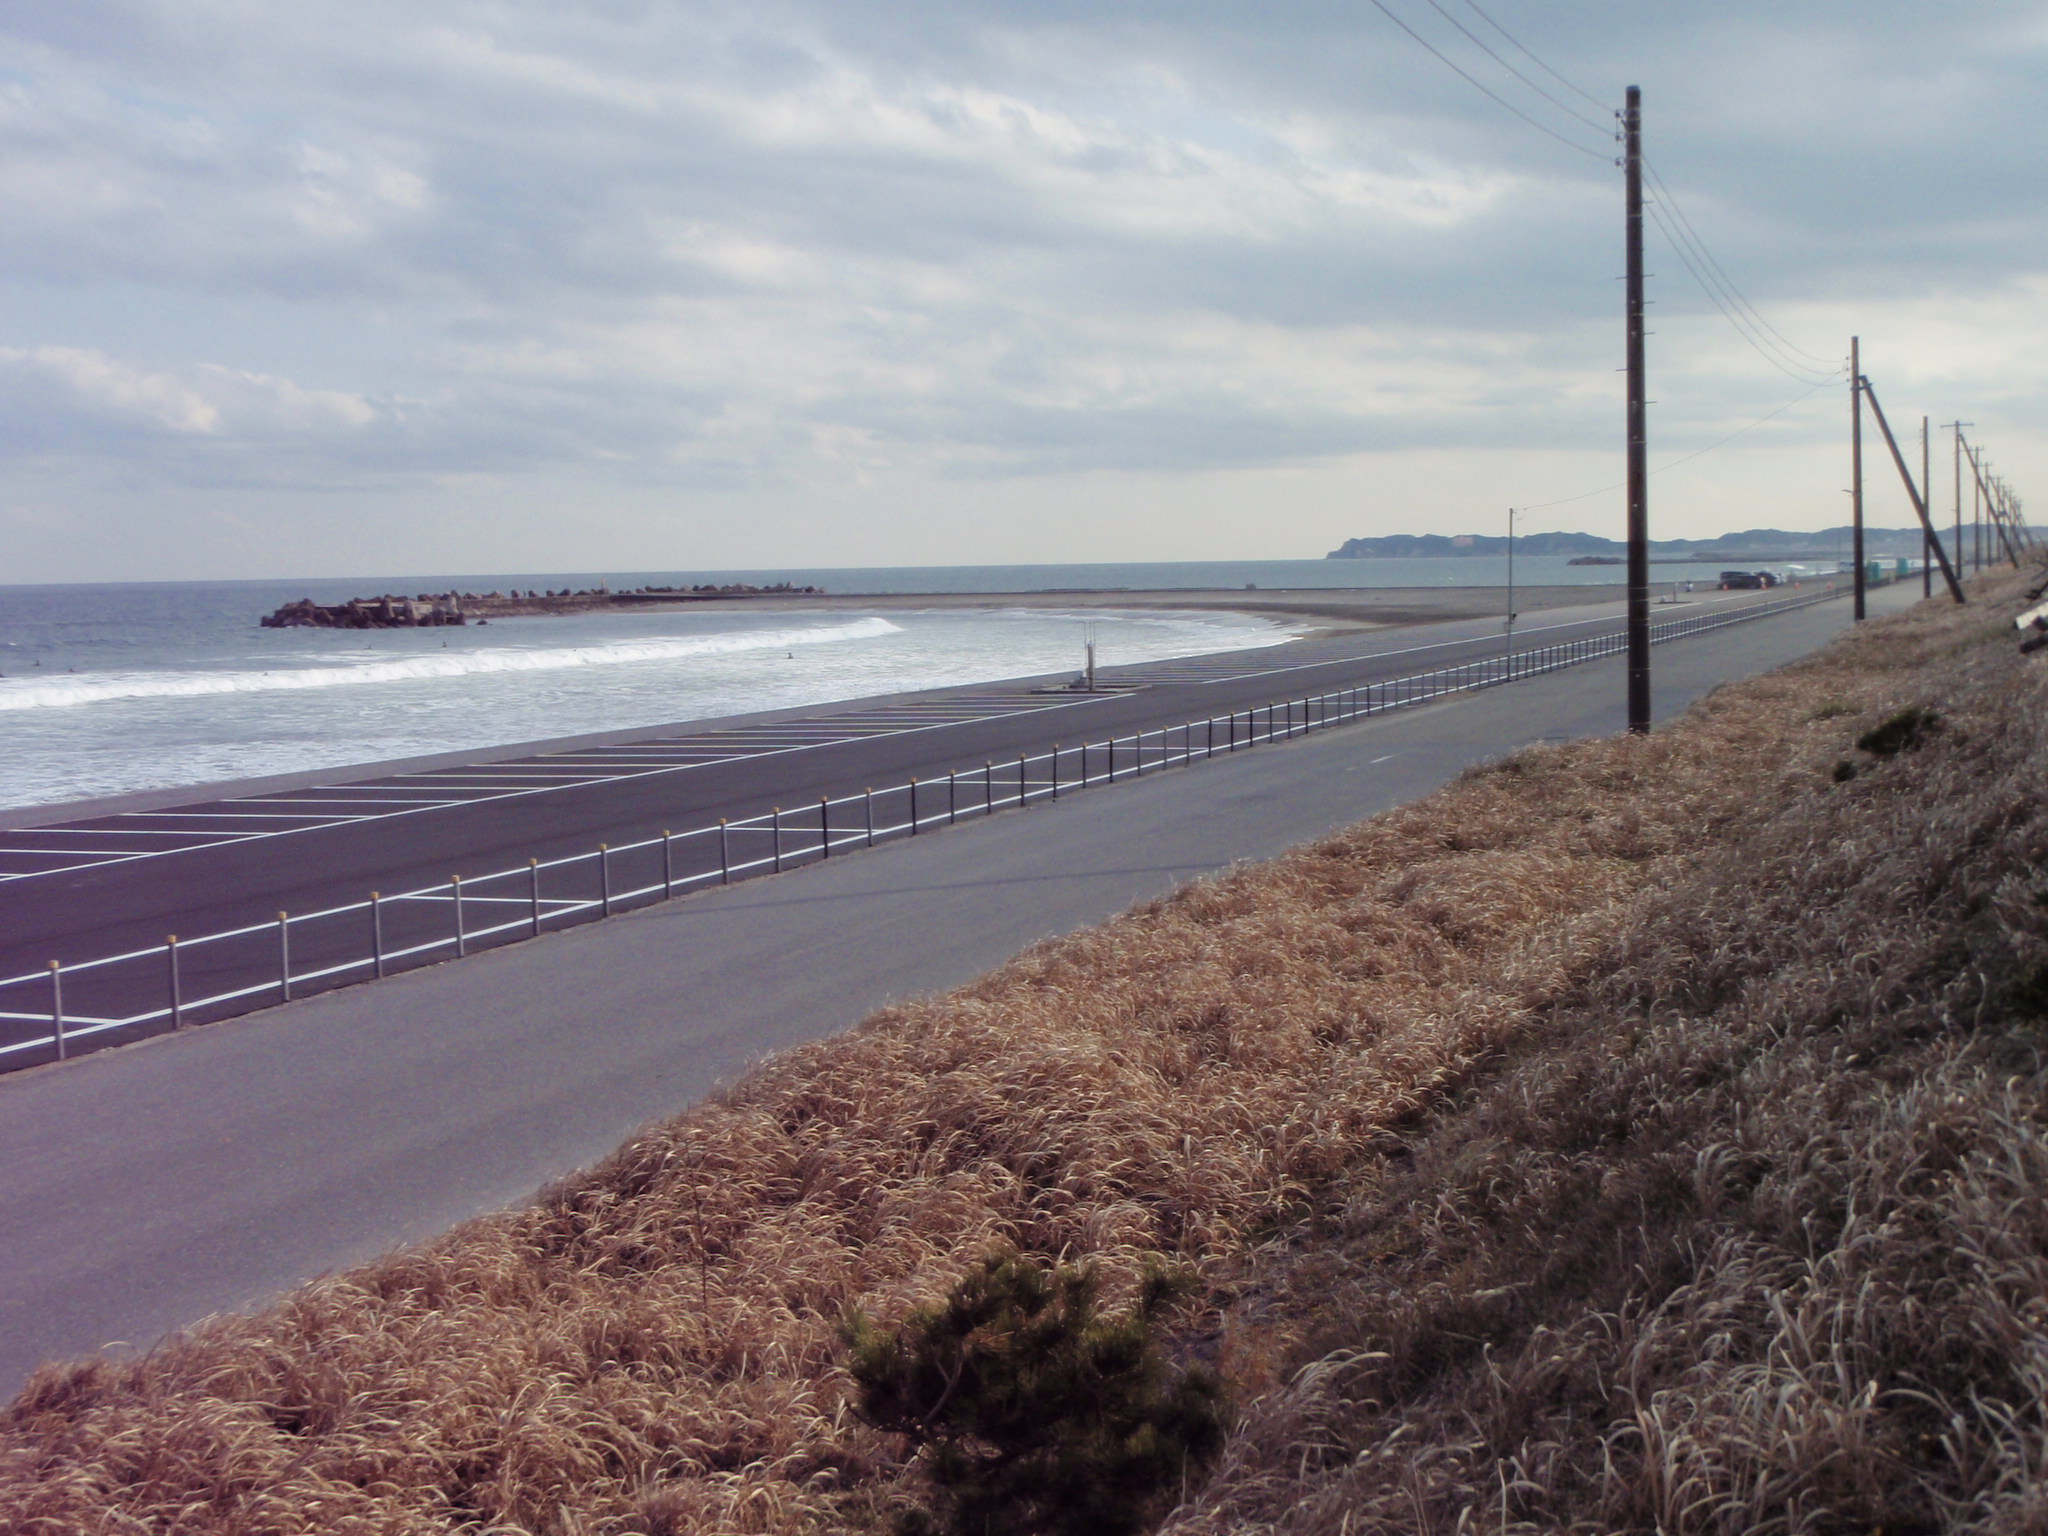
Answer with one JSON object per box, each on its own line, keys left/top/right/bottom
{"left": 15, "top": 828, "right": 255, "bottom": 839}
{"left": 237, "top": 797, "right": 458, "bottom": 807}
{"left": 0, "top": 856, "right": 157, "bottom": 868}
{"left": 116, "top": 811, "right": 370, "bottom": 822}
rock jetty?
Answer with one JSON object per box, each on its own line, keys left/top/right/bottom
{"left": 259, "top": 582, "right": 822, "bottom": 628}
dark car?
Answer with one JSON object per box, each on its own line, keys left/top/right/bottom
{"left": 1719, "top": 570, "right": 1764, "bottom": 590}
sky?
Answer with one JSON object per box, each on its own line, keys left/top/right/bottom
{"left": 2, "top": 1, "right": 2043, "bottom": 582}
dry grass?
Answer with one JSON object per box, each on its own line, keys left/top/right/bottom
{"left": 3, "top": 568, "right": 2042, "bottom": 1534}
{"left": 1161, "top": 567, "right": 2048, "bottom": 1536}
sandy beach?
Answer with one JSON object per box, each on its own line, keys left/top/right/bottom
{"left": 644, "top": 583, "right": 1617, "bottom": 638}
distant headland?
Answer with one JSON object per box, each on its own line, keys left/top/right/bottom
{"left": 1326, "top": 526, "right": 1928, "bottom": 562}
{"left": 260, "top": 582, "right": 823, "bottom": 629}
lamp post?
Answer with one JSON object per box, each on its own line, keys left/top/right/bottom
{"left": 1505, "top": 506, "right": 1518, "bottom": 673}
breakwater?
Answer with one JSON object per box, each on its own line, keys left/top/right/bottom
{"left": 260, "top": 582, "right": 823, "bottom": 628}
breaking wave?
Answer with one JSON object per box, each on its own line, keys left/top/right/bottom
{"left": 0, "top": 617, "right": 903, "bottom": 711}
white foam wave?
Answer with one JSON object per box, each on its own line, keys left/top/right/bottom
{"left": 0, "top": 617, "right": 903, "bottom": 711}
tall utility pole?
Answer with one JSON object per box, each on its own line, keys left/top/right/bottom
{"left": 1973, "top": 456, "right": 1982, "bottom": 570}
{"left": 1624, "top": 85, "right": 1650, "bottom": 734}
{"left": 1921, "top": 416, "right": 1931, "bottom": 598}
{"left": 1850, "top": 336, "right": 1864, "bottom": 620}
{"left": 1947, "top": 421, "right": 1969, "bottom": 585}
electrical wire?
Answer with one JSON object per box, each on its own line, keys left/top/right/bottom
{"left": 1458, "top": 0, "right": 1611, "bottom": 112}
{"left": 1643, "top": 158, "right": 1840, "bottom": 371}
{"left": 1646, "top": 199, "right": 1831, "bottom": 383}
{"left": 1646, "top": 201, "right": 1840, "bottom": 385}
{"left": 1514, "top": 371, "right": 1846, "bottom": 514}
{"left": 1417, "top": 0, "right": 1614, "bottom": 135}
{"left": 1365, "top": 0, "right": 1614, "bottom": 160}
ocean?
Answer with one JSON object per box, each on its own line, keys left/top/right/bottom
{"left": 0, "top": 556, "right": 1772, "bottom": 812}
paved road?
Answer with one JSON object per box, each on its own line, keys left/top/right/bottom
{"left": 0, "top": 583, "right": 1915, "bottom": 1394}
{"left": 0, "top": 587, "right": 1825, "bottom": 1055}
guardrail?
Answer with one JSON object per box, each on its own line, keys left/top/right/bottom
{"left": 0, "top": 583, "right": 1842, "bottom": 1069}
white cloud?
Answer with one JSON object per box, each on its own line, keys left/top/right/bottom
{"left": 0, "top": 0, "right": 2044, "bottom": 578}
{"left": 3, "top": 345, "right": 219, "bottom": 432}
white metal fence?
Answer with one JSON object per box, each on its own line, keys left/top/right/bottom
{"left": 0, "top": 584, "right": 1842, "bottom": 1068}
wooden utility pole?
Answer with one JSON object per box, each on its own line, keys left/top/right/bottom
{"left": 1850, "top": 336, "right": 1864, "bottom": 620}
{"left": 1624, "top": 85, "right": 1650, "bottom": 733}
{"left": 1921, "top": 416, "right": 1931, "bottom": 598}
{"left": 1947, "top": 421, "right": 1969, "bottom": 585}
{"left": 1959, "top": 433, "right": 2020, "bottom": 569}
{"left": 1973, "top": 456, "right": 1982, "bottom": 570}
{"left": 1860, "top": 378, "right": 1964, "bottom": 603}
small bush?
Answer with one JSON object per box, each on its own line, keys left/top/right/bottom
{"left": 1831, "top": 759, "right": 1858, "bottom": 782}
{"left": 843, "top": 1248, "right": 1224, "bottom": 1536}
{"left": 1856, "top": 705, "right": 1940, "bottom": 756}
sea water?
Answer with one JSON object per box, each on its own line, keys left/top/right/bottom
{"left": 0, "top": 556, "right": 1751, "bottom": 813}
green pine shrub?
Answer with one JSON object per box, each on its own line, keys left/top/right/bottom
{"left": 842, "top": 1248, "right": 1224, "bottom": 1536}
{"left": 1856, "top": 704, "right": 1940, "bottom": 756}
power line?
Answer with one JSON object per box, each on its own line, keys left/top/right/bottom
{"left": 1645, "top": 200, "right": 1834, "bottom": 383}
{"left": 1458, "top": 0, "right": 1610, "bottom": 112}
{"left": 1516, "top": 372, "right": 1844, "bottom": 514}
{"left": 1645, "top": 200, "right": 1839, "bottom": 384}
{"left": 1417, "top": 0, "right": 1614, "bottom": 135}
{"left": 1365, "top": 0, "right": 1614, "bottom": 160}
{"left": 1642, "top": 158, "right": 1839, "bottom": 371}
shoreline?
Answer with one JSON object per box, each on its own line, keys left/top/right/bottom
{"left": 574, "top": 582, "right": 1621, "bottom": 639}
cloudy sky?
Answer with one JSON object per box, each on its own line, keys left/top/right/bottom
{"left": 3, "top": 1, "right": 2042, "bottom": 582}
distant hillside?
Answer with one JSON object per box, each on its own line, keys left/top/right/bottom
{"left": 1327, "top": 526, "right": 1930, "bottom": 560}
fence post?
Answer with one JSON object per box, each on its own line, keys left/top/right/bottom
{"left": 771, "top": 812, "right": 782, "bottom": 873}
{"left": 1018, "top": 753, "right": 1027, "bottom": 807}
{"left": 663, "top": 832, "right": 673, "bottom": 897}
{"left": 948, "top": 771, "right": 956, "bottom": 825}
{"left": 529, "top": 860, "right": 542, "bottom": 936}
{"left": 720, "top": 818, "right": 730, "bottom": 882}
{"left": 1051, "top": 746, "right": 1060, "bottom": 800}
{"left": 600, "top": 844, "right": 612, "bottom": 915}
{"left": 167, "top": 935, "right": 182, "bottom": 1029}
{"left": 453, "top": 876, "right": 466, "bottom": 956}
{"left": 1080, "top": 741, "right": 1088, "bottom": 784}
{"left": 866, "top": 788, "right": 875, "bottom": 846}
{"left": 985, "top": 761, "right": 994, "bottom": 815}
{"left": 909, "top": 779, "right": 918, "bottom": 834}
{"left": 49, "top": 962, "right": 64, "bottom": 1062}
{"left": 820, "top": 796, "right": 831, "bottom": 858}
{"left": 372, "top": 892, "right": 384, "bottom": 978}
{"left": 278, "top": 911, "right": 292, "bottom": 1001}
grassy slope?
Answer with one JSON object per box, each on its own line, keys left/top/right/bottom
{"left": 4, "top": 569, "right": 2044, "bottom": 1535}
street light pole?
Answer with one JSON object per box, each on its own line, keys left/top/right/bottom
{"left": 1505, "top": 506, "right": 1517, "bottom": 671}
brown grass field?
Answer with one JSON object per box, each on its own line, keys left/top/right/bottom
{"left": 5, "top": 566, "right": 2047, "bottom": 1534}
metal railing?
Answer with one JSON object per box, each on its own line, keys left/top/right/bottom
{"left": 0, "top": 583, "right": 1842, "bottom": 1069}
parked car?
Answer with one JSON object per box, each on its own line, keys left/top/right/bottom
{"left": 1719, "top": 570, "right": 1765, "bottom": 590}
